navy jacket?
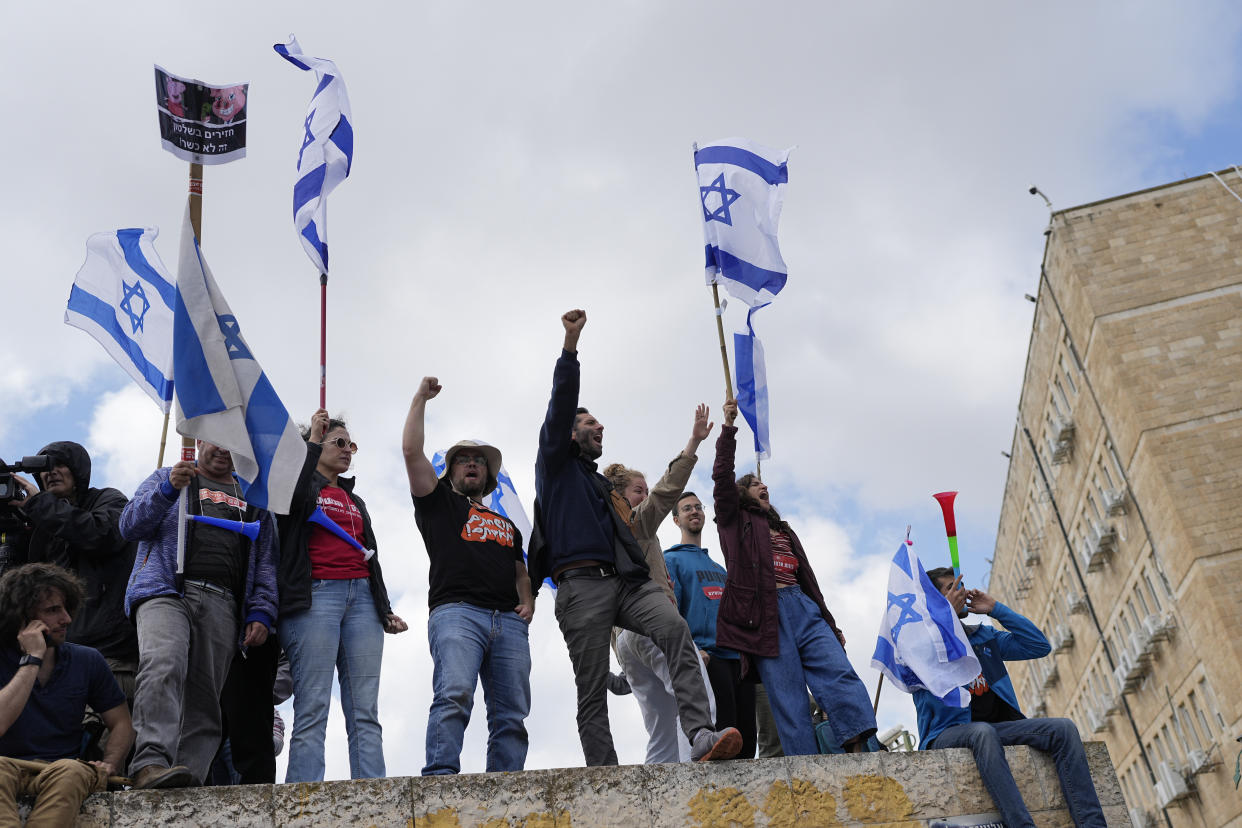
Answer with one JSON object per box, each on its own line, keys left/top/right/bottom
{"left": 530, "top": 348, "right": 648, "bottom": 593}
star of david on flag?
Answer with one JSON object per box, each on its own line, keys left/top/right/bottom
{"left": 274, "top": 36, "right": 354, "bottom": 275}
{"left": 693, "top": 137, "right": 791, "bottom": 307}
{"left": 173, "top": 207, "right": 307, "bottom": 513}
{"left": 65, "top": 228, "right": 175, "bottom": 412}
{"left": 432, "top": 443, "right": 532, "bottom": 556}
{"left": 700, "top": 173, "right": 741, "bottom": 225}
{"left": 871, "top": 538, "right": 981, "bottom": 707}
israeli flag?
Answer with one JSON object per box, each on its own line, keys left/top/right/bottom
{"left": 734, "top": 308, "right": 770, "bottom": 460}
{"left": 432, "top": 443, "right": 531, "bottom": 555}
{"left": 274, "top": 36, "right": 354, "bottom": 275}
{"left": 694, "top": 137, "right": 790, "bottom": 307}
{"left": 66, "top": 229, "right": 176, "bottom": 413}
{"left": 172, "top": 208, "right": 307, "bottom": 514}
{"left": 872, "top": 539, "right": 981, "bottom": 707}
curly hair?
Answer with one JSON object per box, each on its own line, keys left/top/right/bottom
{"left": 602, "top": 463, "right": 643, "bottom": 494}
{"left": 299, "top": 415, "right": 349, "bottom": 442}
{"left": 0, "top": 563, "right": 85, "bottom": 643}
{"left": 736, "top": 473, "right": 790, "bottom": 532}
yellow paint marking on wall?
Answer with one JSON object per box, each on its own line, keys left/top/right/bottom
{"left": 841, "top": 774, "right": 919, "bottom": 826}
{"left": 764, "top": 778, "right": 843, "bottom": 827}
{"left": 687, "top": 784, "right": 756, "bottom": 827}
{"left": 423, "top": 806, "right": 462, "bottom": 827}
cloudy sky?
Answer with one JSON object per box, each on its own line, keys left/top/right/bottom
{"left": 4, "top": 2, "right": 1241, "bottom": 779}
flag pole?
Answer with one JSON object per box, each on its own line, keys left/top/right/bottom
{"left": 872, "top": 673, "right": 884, "bottom": 715}
{"left": 711, "top": 282, "right": 734, "bottom": 401}
{"left": 319, "top": 271, "right": 327, "bottom": 409}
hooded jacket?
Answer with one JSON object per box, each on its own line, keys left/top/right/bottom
{"left": 274, "top": 442, "right": 393, "bottom": 623}
{"left": 22, "top": 441, "right": 138, "bottom": 662}
{"left": 712, "top": 426, "right": 840, "bottom": 676}
{"left": 913, "top": 602, "right": 1051, "bottom": 749}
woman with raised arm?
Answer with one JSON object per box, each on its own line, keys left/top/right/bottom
{"left": 712, "top": 399, "right": 876, "bottom": 756}
{"left": 275, "top": 409, "right": 408, "bottom": 783}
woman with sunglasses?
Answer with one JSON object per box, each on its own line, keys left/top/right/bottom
{"left": 276, "top": 409, "right": 408, "bottom": 782}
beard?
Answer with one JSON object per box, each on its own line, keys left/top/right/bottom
{"left": 574, "top": 431, "right": 602, "bottom": 460}
{"left": 454, "top": 475, "right": 487, "bottom": 498}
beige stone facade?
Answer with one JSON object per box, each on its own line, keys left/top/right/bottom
{"left": 992, "top": 170, "right": 1242, "bottom": 828}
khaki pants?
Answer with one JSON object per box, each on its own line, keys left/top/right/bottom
{"left": 0, "top": 758, "right": 104, "bottom": 828}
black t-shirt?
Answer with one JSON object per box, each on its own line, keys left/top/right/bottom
{"left": 967, "top": 673, "right": 1026, "bottom": 724}
{"left": 183, "top": 475, "right": 247, "bottom": 595}
{"left": 413, "top": 479, "right": 523, "bottom": 611}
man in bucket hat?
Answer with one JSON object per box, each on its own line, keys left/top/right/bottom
{"left": 402, "top": 377, "right": 533, "bottom": 775}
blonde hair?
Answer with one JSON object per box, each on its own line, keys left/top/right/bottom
{"left": 603, "top": 463, "right": 644, "bottom": 493}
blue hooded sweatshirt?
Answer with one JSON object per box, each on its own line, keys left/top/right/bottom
{"left": 913, "top": 602, "right": 1051, "bottom": 748}
{"left": 663, "top": 543, "right": 738, "bottom": 661}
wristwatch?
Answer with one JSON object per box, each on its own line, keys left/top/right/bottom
{"left": 18, "top": 654, "right": 43, "bottom": 669}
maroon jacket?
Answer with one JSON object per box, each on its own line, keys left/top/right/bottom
{"left": 713, "top": 425, "right": 841, "bottom": 675}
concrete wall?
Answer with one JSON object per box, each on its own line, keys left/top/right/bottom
{"left": 56, "top": 744, "right": 1129, "bottom": 826}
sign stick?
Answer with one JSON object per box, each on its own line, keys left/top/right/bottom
{"left": 175, "top": 163, "right": 205, "bottom": 574}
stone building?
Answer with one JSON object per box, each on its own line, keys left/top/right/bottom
{"left": 990, "top": 170, "right": 1242, "bottom": 828}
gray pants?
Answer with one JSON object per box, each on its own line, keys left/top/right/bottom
{"left": 131, "top": 584, "right": 238, "bottom": 784}
{"left": 615, "top": 630, "right": 716, "bottom": 764}
{"left": 555, "top": 575, "right": 712, "bottom": 766}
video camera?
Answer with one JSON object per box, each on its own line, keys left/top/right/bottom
{"left": 1, "top": 455, "right": 52, "bottom": 506}
{"left": 0, "top": 455, "right": 50, "bottom": 575}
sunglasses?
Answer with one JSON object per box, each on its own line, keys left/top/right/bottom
{"left": 322, "top": 437, "right": 358, "bottom": 453}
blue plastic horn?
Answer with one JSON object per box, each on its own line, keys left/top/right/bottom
{"left": 307, "top": 507, "right": 372, "bottom": 558}
{"left": 188, "top": 514, "right": 261, "bottom": 541}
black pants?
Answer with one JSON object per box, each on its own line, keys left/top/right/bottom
{"left": 705, "top": 656, "right": 756, "bottom": 760}
{"left": 217, "top": 638, "right": 279, "bottom": 784}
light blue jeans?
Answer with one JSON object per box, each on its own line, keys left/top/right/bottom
{"left": 930, "top": 718, "right": 1106, "bottom": 828}
{"left": 279, "top": 578, "right": 385, "bottom": 782}
{"left": 752, "top": 585, "right": 876, "bottom": 756}
{"left": 422, "top": 603, "right": 531, "bottom": 775}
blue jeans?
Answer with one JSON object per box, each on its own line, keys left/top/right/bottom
{"left": 422, "top": 603, "right": 531, "bottom": 775}
{"left": 930, "top": 718, "right": 1106, "bottom": 828}
{"left": 752, "top": 585, "right": 876, "bottom": 756}
{"left": 279, "top": 578, "right": 385, "bottom": 782}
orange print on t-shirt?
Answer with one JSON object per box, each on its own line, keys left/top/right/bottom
{"left": 461, "top": 506, "right": 515, "bottom": 547}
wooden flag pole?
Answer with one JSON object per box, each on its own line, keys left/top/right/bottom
{"left": 872, "top": 673, "right": 885, "bottom": 715}
{"left": 711, "top": 282, "right": 734, "bottom": 401}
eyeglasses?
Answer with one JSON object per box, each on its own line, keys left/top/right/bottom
{"left": 322, "top": 437, "right": 358, "bottom": 453}
{"left": 452, "top": 454, "right": 488, "bottom": 467}
{"left": 678, "top": 503, "right": 705, "bottom": 513}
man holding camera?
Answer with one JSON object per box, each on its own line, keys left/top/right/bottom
{"left": 7, "top": 443, "right": 139, "bottom": 726}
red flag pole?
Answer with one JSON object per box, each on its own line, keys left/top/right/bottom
{"left": 319, "top": 272, "right": 327, "bottom": 409}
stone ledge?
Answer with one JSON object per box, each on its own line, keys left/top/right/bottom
{"left": 58, "top": 742, "right": 1128, "bottom": 826}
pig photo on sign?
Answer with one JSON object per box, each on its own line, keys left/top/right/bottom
{"left": 163, "top": 76, "right": 186, "bottom": 118}
{"left": 207, "top": 85, "right": 246, "bottom": 124}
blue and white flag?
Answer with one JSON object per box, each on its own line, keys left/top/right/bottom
{"left": 432, "top": 443, "right": 532, "bottom": 555}
{"left": 734, "top": 308, "right": 770, "bottom": 460}
{"left": 66, "top": 229, "right": 176, "bottom": 412}
{"left": 274, "top": 36, "right": 354, "bottom": 275}
{"left": 694, "top": 137, "right": 791, "bottom": 307}
{"left": 872, "top": 539, "right": 981, "bottom": 707}
{"left": 173, "top": 208, "right": 307, "bottom": 513}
